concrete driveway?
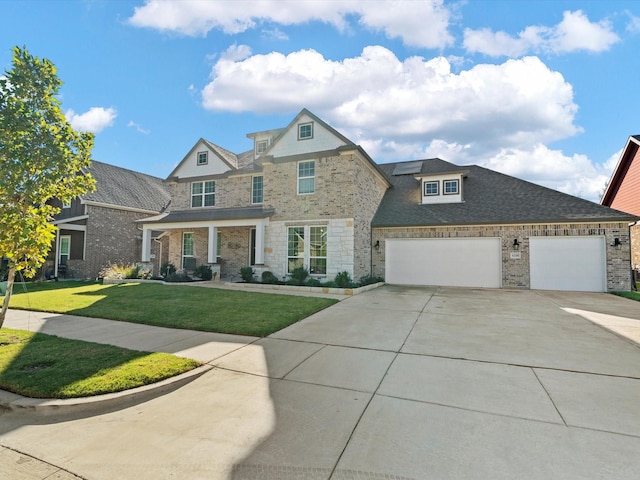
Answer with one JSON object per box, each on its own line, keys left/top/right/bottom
{"left": 1, "top": 286, "right": 640, "bottom": 479}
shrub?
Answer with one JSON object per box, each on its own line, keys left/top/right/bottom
{"left": 261, "top": 271, "right": 280, "bottom": 284}
{"left": 161, "top": 262, "right": 176, "bottom": 277}
{"left": 288, "top": 267, "right": 309, "bottom": 286}
{"left": 305, "top": 277, "right": 321, "bottom": 287}
{"left": 359, "top": 275, "right": 384, "bottom": 286}
{"left": 322, "top": 281, "right": 337, "bottom": 288}
{"left": 193, "top": 265, "right": 213, "bottom": 281}
{"left": 240, "top": 266, "right": 255, "bottom": 283}
{"left": 99, "top": 262, "right": 152, "bottom": 280}
{"left": 165, "top": 272, "right": 194, "bottom": 283}
{"left": 334, "top": 271, "right": 353, "bottom": 288}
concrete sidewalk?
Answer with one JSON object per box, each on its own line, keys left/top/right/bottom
{"left": 1, "top": 286, "right": 640, "bottom": 479}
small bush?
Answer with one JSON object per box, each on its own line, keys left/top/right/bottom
{"left": 240, "top": 266, "right": 255, "bottom": 283}
{"left": 305, "top": 277, "right": 321, "bottom": 287}
{"left": 161, "top": 262, "right": 176, "bottom": 277}
{"left": 194, "top": 265, "right": 213, "bottom": 281}
{"left": 288, "top": 267, "right": 309, "bottom": 286}
{"left": 99, "top": 262, "right": 151, "bottom": 280}
{"left": 359, "top": 275, "right": 384, "bottom": 286}
{"left": 261, "top": 271, "right": 280, "bottom": 284}
{"left": 165, "top": 272, "right": 194, "bottom": 283}
{"left": 334, "top": 271, "right": 354, "bottom": 288}
{"left": 322, "top": 281, "right": 337, "bottom": 288}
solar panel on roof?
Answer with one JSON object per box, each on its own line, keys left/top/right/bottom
{"left": 392, "top": 161, "right": 423, "bottom": 176}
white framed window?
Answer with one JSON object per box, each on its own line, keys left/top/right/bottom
{"left": 197, "top": 151, "right": 208, "bottom": 165}
{"left": 297, "top": 160, "right": 315, "bottom": 195}
{"left": 424, "top": 181, "right": 439, "bottom": 196}
{"left": 287, "top": 225, "right": 327, "bottom": 275}
{"left": 252, "top": 176, "right": 263, "bottom": 204}
{"left": 191, "top": 180, "right": 215, "bottom": 207}
{"left": 287, "top": 227, "right": 305, "bottom": 273}
{"left": 216, "top": 230, "right": 222, "bottom": 262}
{"left": 62, "top": 200, "right": 71, "bottom": 209}
{"left": 59, "top": 235, "right": 71, "bottom": 265}
{"left": 298, "top": 122, "right": 313, "bottom": 140}
{"left": 182, "top": 232, "right": 196, "bottom": 270}
{"left": 443, "top": 179, "right": 459, "bottom": 195}
{"left": 256, "top": 140, "right": 268, "bottom": 155}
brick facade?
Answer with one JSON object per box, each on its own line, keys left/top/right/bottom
{"left": 372, "top": 222, "right": 632, "bottom": 291}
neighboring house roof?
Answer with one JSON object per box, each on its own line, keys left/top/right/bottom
{"left": 601, "top": 135, "right": 640, "bottom": 214}
{"left": 140, "top": 206, "right": 275, "bottom": 224}
{"left": 83, "top": 160, "right": 171, "bottom": 213}
{"left": 372, "top": 159, "right": 637, "bottom": 228}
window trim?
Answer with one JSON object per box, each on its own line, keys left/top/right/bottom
{"left": 443, "top": 179, "right": 459, "bottom": 195}
{"left": 298, "top": 122, "right": 313, "bottom": 140}
{"left": 251, "top": 175, "right": 264, "bottom": 204}
{"left": 255, "top": 140, "right": 268, "bottom": 155}
{"left": 308, "top": 226, "right": 327, "bottom": 276}
{"left": 59, "top": 235, "right": 71, "bottom": 264}
{"left": 424, "top": 181, "right": 439, "bottom": 196}
{"left": 287, "top": 226, "right": 305, "bottom": 274}
{"left": 62, "top": 200, "right": 71, "bottom": 209}
{"left": 191, "top": 180, "right": 216, "bottom": 208}
{"left": 297, "top": 160, "right": 315, "bottom": 195}
{"left": 197, "top": 151, "right": 208, "bottom": 166}
{"left": 182, "top": 232, "right": 195, "bottom": 270}
{"left": 286, "top": 225, "right": 327, "bottom": 276}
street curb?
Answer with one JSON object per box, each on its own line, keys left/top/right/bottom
{"left": 0, "top": 364, "right": 214, "bottom": 414}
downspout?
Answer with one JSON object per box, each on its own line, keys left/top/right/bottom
{"left": 630, "top": 221, "right": 638, "bottom": 291}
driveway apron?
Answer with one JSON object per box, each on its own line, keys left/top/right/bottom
{"left": 1, "top": 285, "right": 640, "bottom": 479}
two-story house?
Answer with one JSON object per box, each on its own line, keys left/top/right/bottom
{"left": 139, "top": 108, "right": 636, "bottom": 292}
{"left": 139, "top": 109, "right": 390, "bottom": 282}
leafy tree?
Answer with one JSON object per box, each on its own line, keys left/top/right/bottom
{"left": 0, "top": 46, "right": 95, "bottom": 327}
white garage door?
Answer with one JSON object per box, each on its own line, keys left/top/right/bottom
{"left": 385, "top": 238, "right": 501, "bottom": 288}
{"left": 529, "top": 236, "right": 606, "bottom": 292}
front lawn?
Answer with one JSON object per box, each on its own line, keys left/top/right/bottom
{"left": 611, "top": 290, "right": 640, "bottom": 302}
{"left": 5, "top": 281, "right": 338, "bottom": 337}
{"left": 0, "top": 328, "right": 201, "bottom": 398}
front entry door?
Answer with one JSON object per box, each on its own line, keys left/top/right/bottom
{"left": 249, "top": 228, "right": 256, "bottom": 265}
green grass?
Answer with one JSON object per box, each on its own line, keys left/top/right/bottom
{"left": 611, "top": 290, "right": 640, "bottom": 302}
{"left": 0, "top": 328, "right": 201, "bottom": 398}
{"left": 6, "top": 281, "right": 338, "bottom": 337}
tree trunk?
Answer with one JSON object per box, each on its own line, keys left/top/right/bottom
{"left": 0, "top": 266, "right": 16, "bottom": 329}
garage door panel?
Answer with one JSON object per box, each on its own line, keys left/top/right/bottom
{"left": 530, "top": 237, "right": 605, "bottom": 292}
{"left": 386, "top": 238, "right": 501, "bottom": 288}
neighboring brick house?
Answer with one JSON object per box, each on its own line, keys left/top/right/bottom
{"left": 47, "top": 161, "right": 171, "bottom": 279}
{"left": 139, "top": 109, "right": 636, "bottom": 291}
{"left": 601, "top": 135, "right": 640, "bottom": 271}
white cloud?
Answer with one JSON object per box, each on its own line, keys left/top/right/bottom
{"left": 261, "top": 27, "right": 289, "bottom": 41}
{"left": 127, "top": 120, "right": 150, "bottom": 135}
{"left": 464, "top": 10, "right": 619, "bottom": 57}
{"left": 202, "top": 46, "right": 580, "bottom": 147}
{"left": 627, "top": 12, "right": 640, "bottom": 34}
{"left": 481, "top": 144, "right": 611, "bottom": 201}
{"left": 128, "top": 0, "right": 453, "bottom": 49}
{"left": 65, "top": 107, "right": 117, "bottom": 133}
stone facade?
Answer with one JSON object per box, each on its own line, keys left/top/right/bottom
{"left": 631, "top": 224, "right": 640, "bottom": 270}
{"left": 372, "top": 222, "right": 632, "bottom": 291}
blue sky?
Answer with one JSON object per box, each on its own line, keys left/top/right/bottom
{"left": 2, "top": 0, "right": 639, "bottom": 201}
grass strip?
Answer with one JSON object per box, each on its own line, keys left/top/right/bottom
{"left": 0, "top": 328, "right": 201, "bottom": 398}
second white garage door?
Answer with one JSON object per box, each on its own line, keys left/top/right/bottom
{"left": 385, "top": 237, "right": 502, "bottom": 288}
{"left": 529, "top": 236, "right": 606, "bottom": 292}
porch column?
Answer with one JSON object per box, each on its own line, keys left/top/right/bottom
{"left": 54, "top": 229, "right": 61, "bottom": 277}
{"left": 255, "top": 220, "right": 265, "bottom": 264}
{"left": 208, "top": 226, "right": 218, "bottom": 263}
{"left": 141, "top": 227, "right": 152, "bottom": 262}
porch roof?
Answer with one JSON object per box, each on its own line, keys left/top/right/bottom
{"left": 139, "top": 206, "right": 275, "bottom": 224}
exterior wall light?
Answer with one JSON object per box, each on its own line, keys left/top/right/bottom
{"left": 512, "top": 238, "right": 520, "bottom": 250}
{"left": 374, "top": 240, "right": 380, "bottom": 251}
{"left": 611, "top": 237, "right": 622, "bottom": 249}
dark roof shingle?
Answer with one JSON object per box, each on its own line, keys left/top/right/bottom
{"left": 373, "top": 159, "right": 637, "bottom": 227}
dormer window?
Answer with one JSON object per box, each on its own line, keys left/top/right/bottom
{"left": 197, "top": 151, "right": 208, "bottom": 166}
{"left": 424, "top": 181, "right": 439, "bottom": 196}
{"left": 444, "top": 179, "right": 459, "bottom": 195}
{"left": 256, "top": 140, "right": 268, "bottom": 155}
{"left": 298, "top": 122, "right": 313, "bottom": 140}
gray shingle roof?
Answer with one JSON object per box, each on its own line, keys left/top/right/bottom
{"left": 83, "top": 161, "right": 171, "bottom": 213}
{"left": 372, "top": 159, "right": 637, "bottom": 227}
{"left": 141, "top": 206, "right": 275, "bottom": 224}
